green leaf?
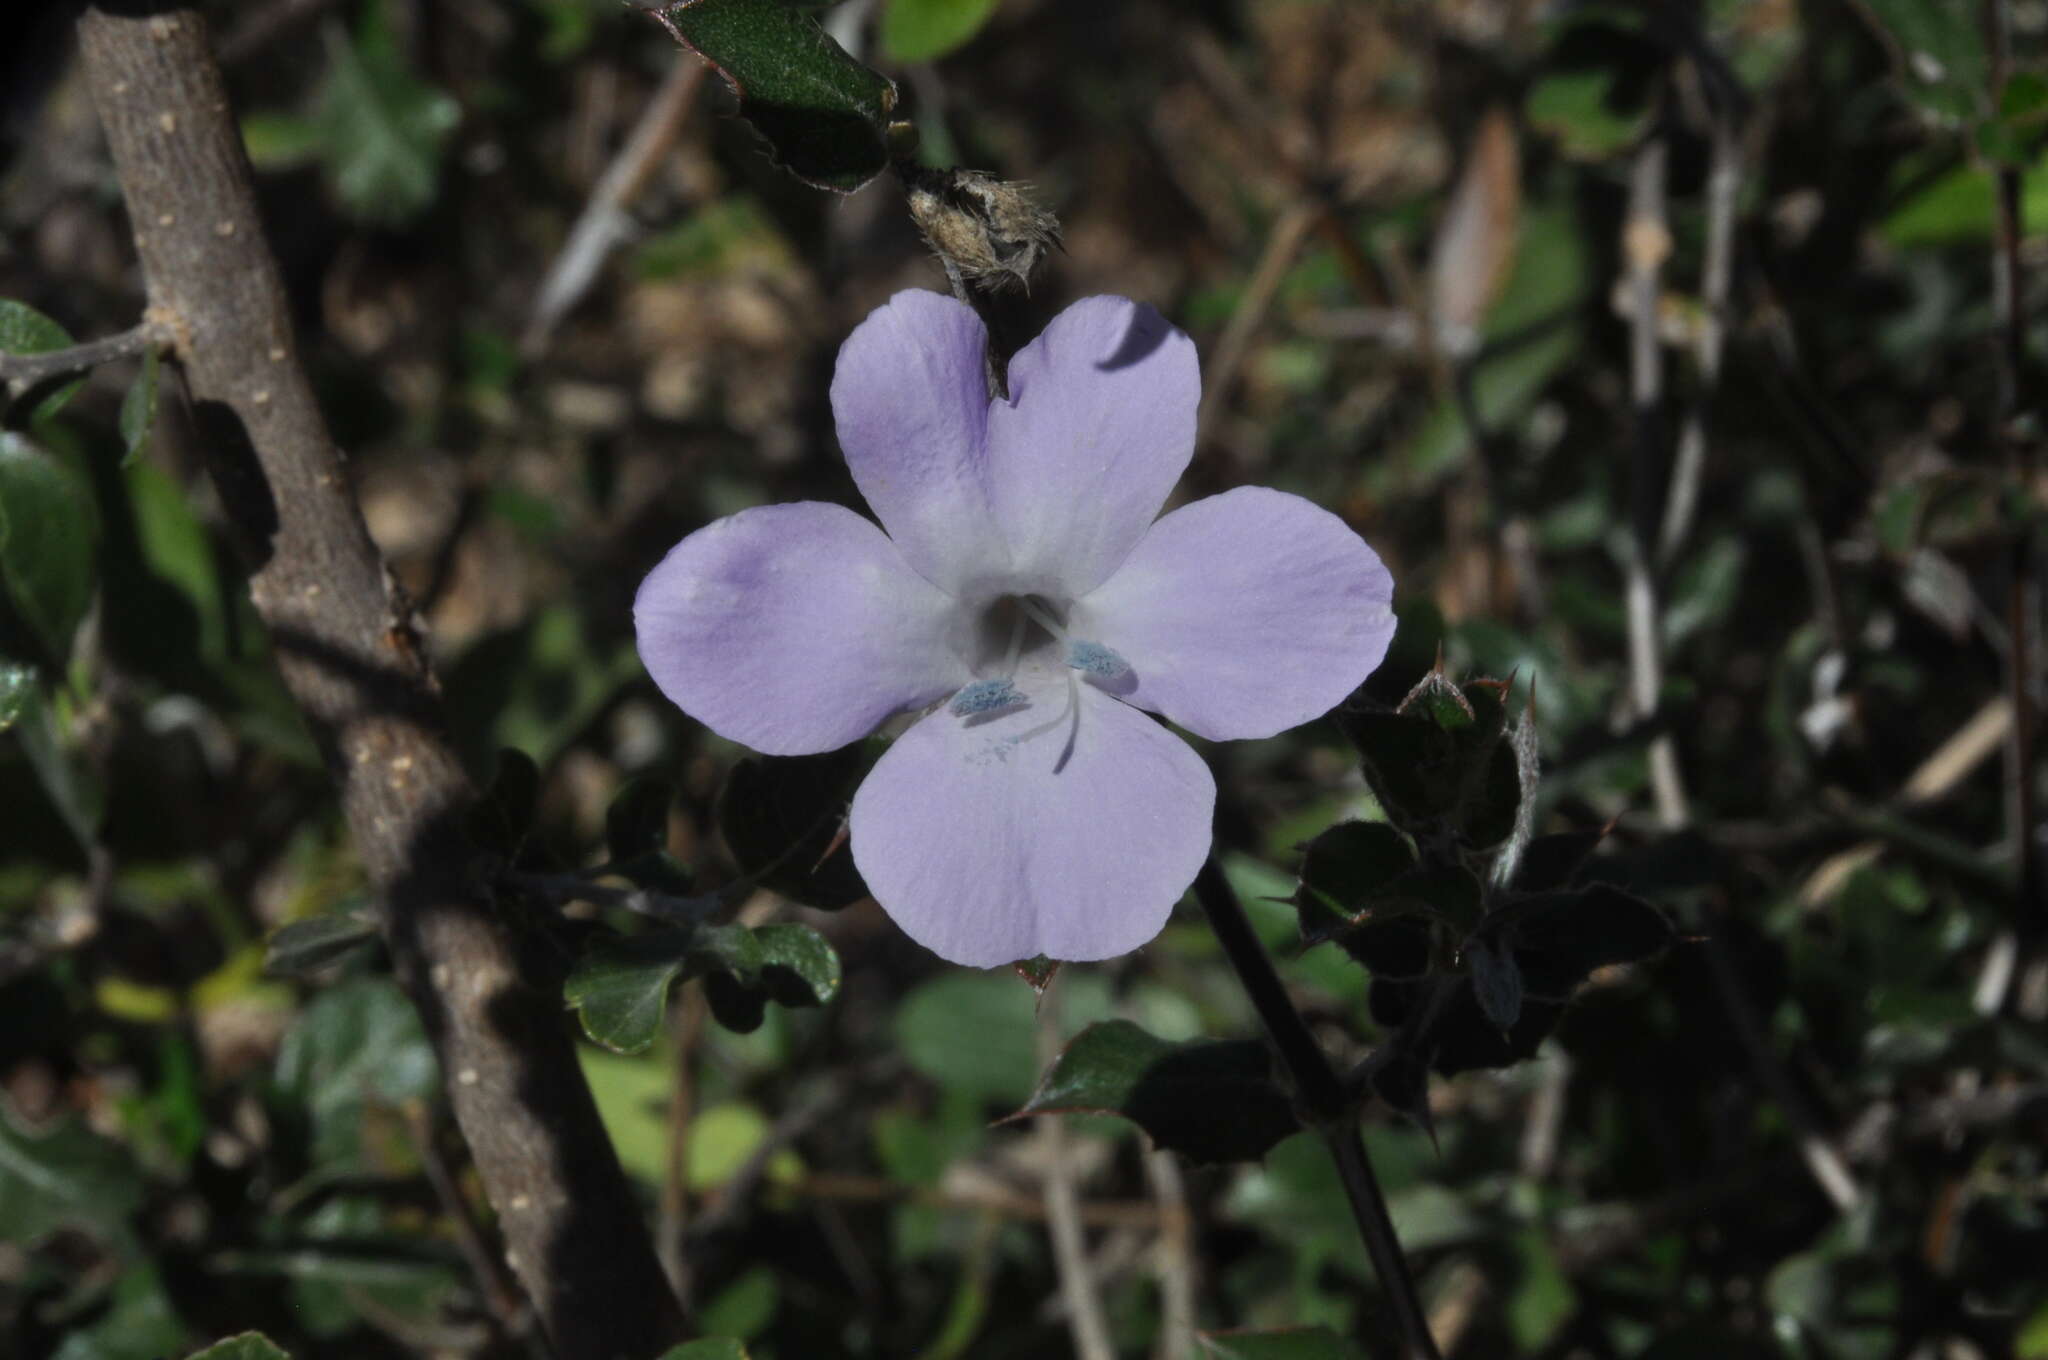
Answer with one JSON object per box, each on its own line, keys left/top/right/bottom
{"left": 272, "top": 978, "right": 438, "bottom": 1166}
{"left": 1511, "top": 826, "right": 1609, "bottom": 893}
{"left": 1857, "top": 0, "right": 1988, "bottom": 126}
{"left": 0, "top": 656, "right": 32, "bottom": 731}
{"left": 314, "top": 2, "right": 460, "bottom": 224}
{"left": 1294, "top": 821, "right": 1417, "bottom": 941}
{"left": 718, "top": 748, "right": 871, "bottom": 909}
{"left": 895, "top": 970, "right": 1114, "bottom": 1105}
{"left": 1342, "top": 671, "right": 1522, "bottom": 852}
{"left": 185, "top": 1336, "right": 294, "bottom": 1360}
{"left": 1526, "top": 67, "right": 1649, "bottom": 160}
{"left": 264, "top": 909, "right": 380, "bottom": 978}
{"left": 118, "top": 348, "right": 160, "bottom": 465}
{"left": 0, "top": 299, "right": 84, "bottom": 423}
{"left": 1009, "top": 1020, "right": 1299, "bottom": 1165}
{"left": 606, "top": 777, "right": 677, "bottom": 862}
{"left": 51, "top": 1266, "right": 187, "bottom": 1360}
{"left": 1465, "top": 933, "right": 1524, "bottom": 1030}
{"left": 1197, "top": 1327, "right": 1367, "bottom": 1360}
{"left": 565, "top": 921, "right": 841, "bottom": 1052}
{"left": 656, "top": 1340, "right": 752, "bottom": 1360}
{"left": 0, "top": 432, "right": 100, "bottom": 666}
{"left": 0, "top": 1104, "right": 146, "bottom": 1243}
{"left": 881, "top": 0, "right": 1001, "bottom": 63}
{"left": 654, "top": 0, "right": 897, "bottom": 192}
{"left": 13, "top": 678, "right": 105, "bottom": 850}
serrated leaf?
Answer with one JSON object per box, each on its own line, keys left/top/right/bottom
{"left": 119, "top": 348, "right": 160, "bottom": 464}
{"left": 881, "top": 0, "right": 1001, "bottom": 63}
{"left": 1388, "top": 884, "right": 1673, "bottom": 1076}
{"left": 565, "top": 921, "right": 841, "bottom": 1052}
{"left": 1196, "top": 1326, "right": 1367, "bottom": 1360}
{"left": 718, "top": 747, "right": 870, "bottom": 909}
{"left": 265, "top": 910, "right": 380, "bottom": 978}
{"left": 1294, "top": 821, "right": 1416, "bottom": 940}
{"left": 0, "top": 1104, "right": 146, "bottom": 1244}
{"left": 1512, "top": 826, "right": 1608, "bottom": 893}
{"left": 0, "top": 299, "right": 84, "bottom": 423}
{"left": 314, "top": 2, "right": 460, "bottom": 224}
{"left": 1489, "top": 883, "right": 1674, "bottom": 997}
{"left": 186, "top": 1335, "right": 294, "bottom": 1360}
{"left": 0, "top": 432, "right": 100, "bottom": 667}
{"left": 606, "top": 777, "right": 676, "bottom": 862}
{"left": 1008, "top": 1020, "right": 1299, "bottom": 1164}
{"left": 1012, "top": 954, "right": 1060, "bottom": 995}
{"left": 1399, "top": 668, "right": 1476, "bottom": 729}
{"left": 655, "top": 0, "right": 896, "bottom": 192}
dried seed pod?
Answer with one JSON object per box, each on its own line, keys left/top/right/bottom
{"left": 903, "top": 167, "right": 1062, "bottom": 296}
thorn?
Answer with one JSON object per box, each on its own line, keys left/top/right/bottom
{"left": 812, "top": 818, "right": 850, "bottom": 872}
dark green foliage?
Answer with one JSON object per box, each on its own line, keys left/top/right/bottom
{"left": 1195, "top": 1327, "right": 1365, "bottom": 1360}
{"left": 717, "top": 747, "right": 871, "bottom": 909}
{"left": 1009, "top": 1020, "right": 1300, "bottom": 1164}
{"left": 7, "top": 1, "right": 2045, "bottom": 1353}
{"left": 566, "top": 920, "right": 841, "bottom": 1051}
{"left": 0, "top": 299, "right": 85, "bottom": 423}
{"left": 0, "top": 433, "right": 99, "bottom": 667}
{"left": 263, "top": 907, "right": 381, "bottom": 978}
{"left": 654, "top": 0, "right": 898, "bottom": 191}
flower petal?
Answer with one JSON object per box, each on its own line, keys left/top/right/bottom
{"left": 1072, "top": 486, "right": 1396, "bottom": 741}
{"left": 829, "top": 290, "right": 1000, "bottom": 596}
{"left": 850, "top": 667, "right": 1214, "bottom": 966}
{"left": 986, "top": 296, "right": 1199, "bottom": 596}
{"left": 635, "top": 502, "right": 969, "bottom": 756}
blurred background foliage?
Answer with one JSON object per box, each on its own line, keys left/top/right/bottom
{"left": 1, "top": 0, "right": 2045, "bottom": 1356}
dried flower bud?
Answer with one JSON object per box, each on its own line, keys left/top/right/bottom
{"left": 903, "top": 167, "right": 1062, "bottom": 296}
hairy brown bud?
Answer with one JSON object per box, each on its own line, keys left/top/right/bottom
{"left": 903, "top": 167, "right": 1062, "bottom": 296}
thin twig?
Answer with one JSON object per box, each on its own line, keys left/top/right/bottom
{"left": 1700, "top": 929, "right": 1865, "bottom": 1213}
{"left": 1658, "top": 113, "right": 1740, "bottom": 565}
{"left": 1196, "top": 200, "right": 1320, "bottom": 451}
{"left": 1143, "top": 1150, "right": 1197, "bottom": 1360}
{"left": 1038, "top": 980, "right": 1116, "bottom": 1360}
{"left": 660, "top": 987, "right": 708, "bottom": 1302}
{"left": 1189, "top": 860, "right": 1441, "bottom": 1360}
{"left": 1623, "top": 134, "right": 1690, "bottom": 830}
{"left": 400, "top": 1100, "right": 530, "bottom": 1341}
{"left": 521, "top": 56, "right": 708, "bottom": 358}
{"left": 1985, "top": 0, "right": 2045, "bottom": 1001}
{"left": 0, "top": 317, "right": 169, "bottom": 391}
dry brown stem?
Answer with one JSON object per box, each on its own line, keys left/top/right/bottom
{"left": 74, "top": 6, "right": 685, "bottom": 1355}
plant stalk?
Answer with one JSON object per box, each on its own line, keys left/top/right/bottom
{"left": 1190, "top": 858, "right": 1441, "bottom": 1360}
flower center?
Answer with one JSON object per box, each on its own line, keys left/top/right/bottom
{"left": 948, "top": 593, "right": 1131, "bottom": 727}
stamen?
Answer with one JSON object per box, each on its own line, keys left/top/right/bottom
{"left": 950, "top": 678, "right": 1024, "bottom": 717}
{"left": 1017, "top": 595, "right": 1070, "bottom": 643}
{"left": 999, "top": 603, "right": 1028, "bottom": 676}
{"left": 1065, "top": 640, "right": 1130, "bottom": 680}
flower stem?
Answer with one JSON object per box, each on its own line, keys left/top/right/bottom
{"left": 1189, "top": 858, "right": 1442, "bottom": 1360}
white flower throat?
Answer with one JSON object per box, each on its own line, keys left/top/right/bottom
{"left": 949, "top": 593, "right": 1131, "bottom": 740}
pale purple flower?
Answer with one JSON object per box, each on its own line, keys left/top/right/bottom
{"left": 634, "top": 292, "right": 1396, "bottom": 967}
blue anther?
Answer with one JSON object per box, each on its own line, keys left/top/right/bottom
{"left": 1066, "top": 640, "right": 1131, "bottom": 679}
{"left": 950, "top": 678, "right": 1023, "bottom": 717}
